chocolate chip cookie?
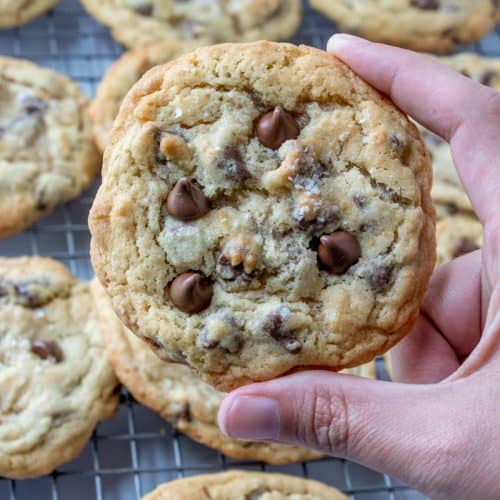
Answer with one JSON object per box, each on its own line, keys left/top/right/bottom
{"left": 93, "top": 279, "right": 327, "bottom": 463}
{"left": 90, "top": 42, "right": 199, "bottom": 152}
{"left": 80, "top": 0, "right": 301, "bottom": 48}
{"left": 436, "top": 215, "right": 482, "bottom": 266}
{"left": 0, "top": 0, "right": 59, "bottom": 28}
{"left": 310, "top": 0, "right": 496, "bottom": 53}
{"left": 89, "top": 42, "right": 435, "bottom": 391}
{"left": 422, "top": 54, "right": 500, "bottom": 219}
{"left": 0, "top": 56, "right": 100, "bottom": 238}
{"left": 143, "top": 471, "right": 347, "bottom": 500}
{"left": 0, "top": 257, "right": 119, "bottom": 478}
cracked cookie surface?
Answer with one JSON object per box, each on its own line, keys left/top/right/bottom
{"left": 0, "top": 257, "right": 119, "bottom": 479}
{"left": 89, "top": 42, "right": 435, "bottom": 391}
{"left": 0, "top": 56, "right": 100, "bottom": 238}
{"left": 90, "top": 41, "right": 199, "bottom": 152}
{"left": 0, "top": 0, "right": 59, "bottom": 27}
{"left": 143, "top": 470, "right": 347, "bottom": 499}
{"left": 80, "top": 0, "right": 301, "bottom": 48}
{"left": 310, "top": 0, "right": 495, "bottom": 53}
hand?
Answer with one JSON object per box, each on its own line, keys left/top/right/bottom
{"left": 218, "top": 35, "right": 500, "bottom": 500}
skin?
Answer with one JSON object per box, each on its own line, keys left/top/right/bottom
{"left": 218, "top": 35, "right": 500, "bottom": 500}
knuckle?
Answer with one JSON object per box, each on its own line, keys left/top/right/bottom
{"left": 296, "top": 386, "right": 352, "bottom": 455}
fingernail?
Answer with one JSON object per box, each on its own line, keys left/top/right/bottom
{"left": 327, "top": 33, "right": 362, "bottom": 53}
{"left": 219, "top": 395, "right": 280, "bottom": 441}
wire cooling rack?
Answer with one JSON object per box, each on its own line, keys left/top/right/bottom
{"left": 1, "top": 1, "right": 499, "bottom": 499}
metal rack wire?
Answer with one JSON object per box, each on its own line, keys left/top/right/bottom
{"left": 0, "top": 1, "right": 499, "bottom": 498}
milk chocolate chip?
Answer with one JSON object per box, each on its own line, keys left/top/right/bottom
{"left": 256, "top": 106, "right": 299, "bottom": 149}
{"left": 134, "top": 4, "right": 153, "bottom": 16}
{"left": 480, "top": 70, "right": 497, "bottom": 87}
{"left": 262, "top": 310, "right": 302, "bottom": 354}
{"left": 31, "top": 340, "right": 62, "bottom": 363}
{"left": 169, "top": 272, "right": 213, "bottom": 313}
{"left": 453, "top": 238, "right": 479, "bottom": 258}
{"left": 411, "top": 0, "right": 439, "bottom": 9}
{"left": 166, "top": 178, "right": 210, "bottom": 221}
{"left": 368, "top": 266, "right": 393, "bottom": 292}
{"left": 318, "top": 232, "right": 361, "bottom": 274}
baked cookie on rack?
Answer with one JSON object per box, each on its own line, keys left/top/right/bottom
{"left": 0, "top": 257, "right": 119, "bottom": 479}
{"left": 421, "top": 54, "right": 500, "bottom": 219}
{"left": 0, "top": 0, "right": 59, "bottom": 28}
{"left": 0, "top": 56, "right": 100, "bottom": 238}
{"left": 309, "top": 0, "right": 496, "bottom": 53}
{"left": 143, "top": 470, "right": 347, "bottom": 499}
{"left": 90, "top": 41, "right": 199, "bottom": 152}
{"left": 89, "top": 42, "right": 435, "bottom": 391}
{"left": 436, "top": 215, "right": 482, "bottom": 266}
{"left": 80, "top": 0, "right": 301, "bottom": 48}
{"left": 93, "top": 280, "right": 375, "bottom": 464}
{"left": 93, "top": 280, "right": 325, "bottom": 464}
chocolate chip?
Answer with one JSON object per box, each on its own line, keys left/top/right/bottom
{"left": 444, "top": 202, "right": 459, "bottom": 215}
{"left": 216, "top": 254, "right": 261, "bottom": 291}
{"left": 246, "top": 488, "right": 267, "bottom": 500}
{"left": 31, "top": 340, "right": 62, "bottom": 363}
{"left": 21, "top": 96, "right": 46, "bottom": 115}
{"left": 411, "top": 0, "right": 439, "bottom": 9}
{"left": 317, "top": 232, "right": 361, "bottom": 275}
{"left": 262, "top": 310, "right": 302, "bottom": 354}
{"left": 388, "top": 134, "right": 410, "bottom": 162}
{"left": 453, "top": 239, "right": 479, "bottom": 258}
{"left": 219, "top": 145, "right": 251, "bottom": 182}
{"left": 480, "top": 70, "right": 497, "bottom": 87}
{"left": 169, "top": 272, "right": 213, "bottom": 313}
{"left": 14, "top": 281, "right": 45, "bottom": 308}
{"left": 368, "top": 266, "right": 393, "bottom": 292}
{"left": 165, "top": 178, "right": 210, "bottom": 221}
{"left": 256, "top": 106, "right": 299, "bottom": 149}
{"left": 173, "top": 403, "right": 192, "bottom": 423}
{"left": 134, "top": 4, "right": 153, "bottom": 16}
{"left": 296, "top": 206, "right": 340, "bottom": 234}
{"left": 353, "top": 193, "right": 365, "bottom": 208}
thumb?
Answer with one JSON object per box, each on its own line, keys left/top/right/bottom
{"left": 218, "top": 371, "right": 458, "bottom": 487}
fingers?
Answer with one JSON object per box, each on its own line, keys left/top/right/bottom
{"left": 391, "top": 315, "right": 459, "bottom": 384}
{"left": 422, "top": 251, "right": 482, "bottom": 357}
{"left": 218, "top": 371, "right": 460, "bottom": 493}
{"left": 327, "top": 34, "right": 500, "bottom": 223}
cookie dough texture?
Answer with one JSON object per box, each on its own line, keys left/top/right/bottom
{"left": 310, "top": 0, "right": 495, "bottom": 53}
{"left": 143, "top": 471, "right": 347, "bottom": 500}
{"left": 0, "top": 0, "right": 59, "bottom": 28}
{"left": 436, "top": 215, "right": 482, "bottom": 266}
{"left": 93, "top": 280, "right": 323, "bottom": 464}
{"left": 90, "top": 42, "right": 199, "bottom": 152}
{"left": 80, "top": 0, "right": 301, "bottom": 48}
{"left": 89, "top": 42, "right": 435, "bottom": 391}
{"left": 0, "top": 257, "right": 119, "bottom": 479}
{"left": 0, "top": 56, "right": 100, "bottom": 238}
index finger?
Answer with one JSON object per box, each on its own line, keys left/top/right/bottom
{"left": 327, "top": 34, "right": 500, "bottom": 224}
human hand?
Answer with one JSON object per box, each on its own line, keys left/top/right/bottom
{"left": 218, "top": 35, "right": 500, "bottom": 500}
